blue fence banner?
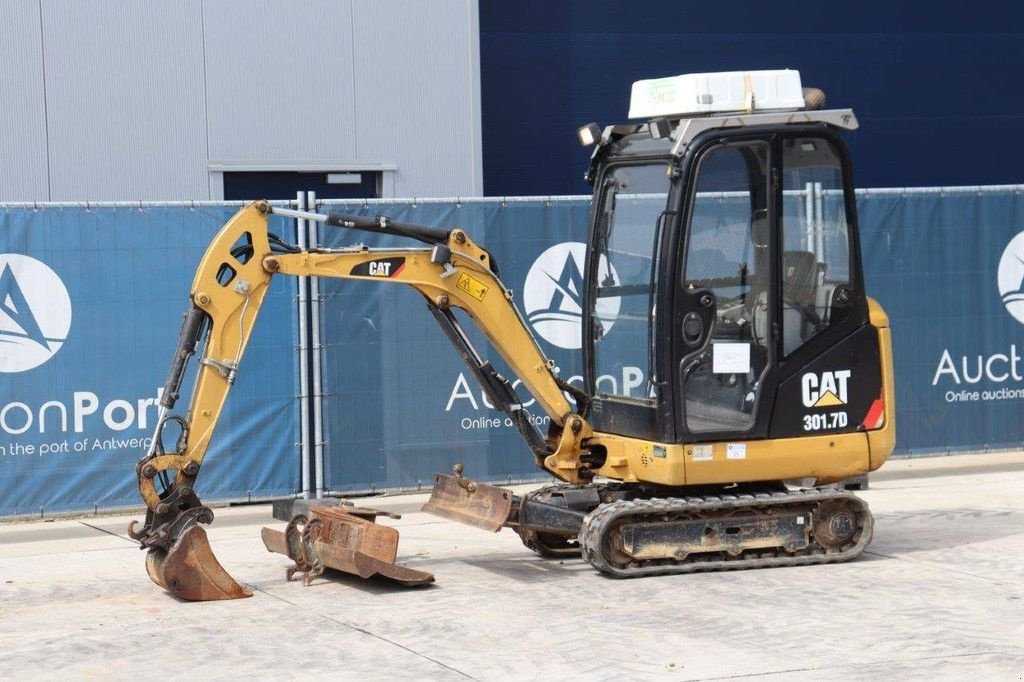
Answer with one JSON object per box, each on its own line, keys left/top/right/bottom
{"left": 3, "top": 187, "right": 1024, "bottom": 515}
{"left": 0, "top": 205, "right": 300, "bottom": 516}
{"left": 858, "top": 187, "right": 1024, "bottom": 454}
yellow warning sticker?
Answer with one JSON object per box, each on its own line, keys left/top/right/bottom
{"left": 457, "top": 272, "right": 488, "bottom": 301}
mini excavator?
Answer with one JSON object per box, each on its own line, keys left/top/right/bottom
{"left": 130, "top": 70, "right": 894, "bottom": 599}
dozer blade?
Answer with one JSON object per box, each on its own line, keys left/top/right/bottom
{"left": 312, "top": 538, "right": 434, "bottom": 587}
{"left": 262, "top": 505, "right": 434, "bottom": 587}
{"left": 421, "top": 470, "right": 513, "bottom": 532}
{"left": 145, "top": 524, "right": 252, "bottom": 601}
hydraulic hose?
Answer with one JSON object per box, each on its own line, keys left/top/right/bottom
{"left": 324, "top": 211, "right": 450, "bottom": 245}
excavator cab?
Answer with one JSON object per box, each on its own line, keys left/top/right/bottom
{"left": 580, "top": 110, "right": 881, "bottom": 450}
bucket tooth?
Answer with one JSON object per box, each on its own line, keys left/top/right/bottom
{"left": 145, "top": 524, "right": 252, "bottom": 601}
{"left": 263, "top": 505, "right": 434, "bottom": 587}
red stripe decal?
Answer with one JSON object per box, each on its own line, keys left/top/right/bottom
{"left": 861, "top": 397, "right": 884, "bottom": 430}
{"left": 391, "top": 263, "right": 405, "bottom": 278}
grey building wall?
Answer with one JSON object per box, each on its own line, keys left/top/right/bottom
{"left": 0, "top": 0, "right": 482, "bottom": 201}
{"left": 0, "top": 1, "right": 49, "bottom": 199}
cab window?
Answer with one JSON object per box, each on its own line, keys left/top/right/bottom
{"left": 590, "top": 163, "right": 671, "bottom": 403}
{"left": 780, "top": 136, "right": 854, "bottom": 357}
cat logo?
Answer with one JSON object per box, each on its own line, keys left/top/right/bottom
{"left": 801, "top": 370, "right": 851, "bottom": 408}
{"left": 350, "top": 257, "right": 405, "bottom": 279}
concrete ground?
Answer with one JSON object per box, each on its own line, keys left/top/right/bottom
{"left": 1, "top": 452, "right": 1023, "bottom": 681}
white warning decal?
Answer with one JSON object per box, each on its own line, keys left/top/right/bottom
{"left": 690, "top": 444, "right": 713, "bottom": 462}
{"left": 726, "top": 443, "right": 747, "bottom": 460}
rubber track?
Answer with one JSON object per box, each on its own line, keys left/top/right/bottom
{"left": 579, "top": 488, "right": 873, "bottom": 578}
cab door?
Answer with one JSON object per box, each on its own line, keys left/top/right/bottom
{"left": 674, "top": 137, "right": 777, "bottom": 439}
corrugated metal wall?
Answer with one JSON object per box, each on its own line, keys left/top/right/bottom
{"left": 203, "top": 0, "right": 361, "bottom": 166}
{"left": 0, "top": 0, "right": 481, "bottom": 202}
{"left": 349, "top": 0, "right": 482, "bottom": 197}
{"left": 0, "top": 1, "right": 49, "bottom": 199}
{"left": 479, "top": 1, "right": 1024, "bottom": 196}
{"left": 41, "top": 0, "right": 209, "bottom": 201}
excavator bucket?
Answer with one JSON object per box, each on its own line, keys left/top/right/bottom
{"left": 421, "top": 468, "right": 514, "bottom": 532}
{"left": 144, "top": 524, "right": 252, "bottom": 601}
{"left": 262, "top": 505, "right": 434, "bottom": 587}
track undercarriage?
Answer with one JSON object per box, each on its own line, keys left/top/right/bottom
{"left": 425, "top": 474, "right": 873, "bottom": 577}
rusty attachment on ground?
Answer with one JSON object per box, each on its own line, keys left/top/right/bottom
{"left": 422, "top": 466, "right": 514, "bottom": 532}
{"left": 262, "top": 505, "right": 434, "bottom": 587}
{"left": 145, "top": 524, "right": 252, "bottom": 601}
{"left": 130, "top": 502, "right": 251, "bottom": 602}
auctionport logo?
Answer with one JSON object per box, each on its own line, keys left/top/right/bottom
{"left": 0, "top": 254, "right": 72, "bottom": 372}
{"left": 998, "top": 232, "right": 1024, "bottom": 325}
{"left": 522, "top": 242, "right": 619, "bottom": 350}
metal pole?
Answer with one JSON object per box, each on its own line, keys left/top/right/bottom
{"left": 813, "top": 182, "right": 825, "bottom": 263}
{"left": 308, "top": 191, "right": 325, "bottom": 499}
{"left": 295, "top": 191, "right": 312, "bottom": 499}
{"left": 804, "top": 181, "right": 814, "bottom": 253}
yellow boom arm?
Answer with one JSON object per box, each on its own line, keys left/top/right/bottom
{"left": 134, "top": 201, "right": 592, "bottom": 532}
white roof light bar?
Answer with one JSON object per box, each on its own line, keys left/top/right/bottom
{"left": 629, "top": 69, "right": 806, "bottom": 119}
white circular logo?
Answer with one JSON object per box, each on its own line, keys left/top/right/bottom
{"left": 0, "top": 254, "right": 72, "bottom": 372}
{"left": 998, "top": 233, "right": 1024, "bottom": 325}
{"left": 523, "top": 242, "right": 620, "bottom": 350}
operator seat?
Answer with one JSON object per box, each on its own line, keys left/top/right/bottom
{"left": 780, "top": 250, "right": 821, "bottom": 354}
{"left": 751, "top": 250, "right": 822, "bottom": 356}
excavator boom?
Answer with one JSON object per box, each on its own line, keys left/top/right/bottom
{"left": 130, "top": 201, "right": 591, "bottom": 600}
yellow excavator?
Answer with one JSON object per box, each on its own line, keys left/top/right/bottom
{"left": 129, "top": 70, "right": 894, "bottom": 600}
